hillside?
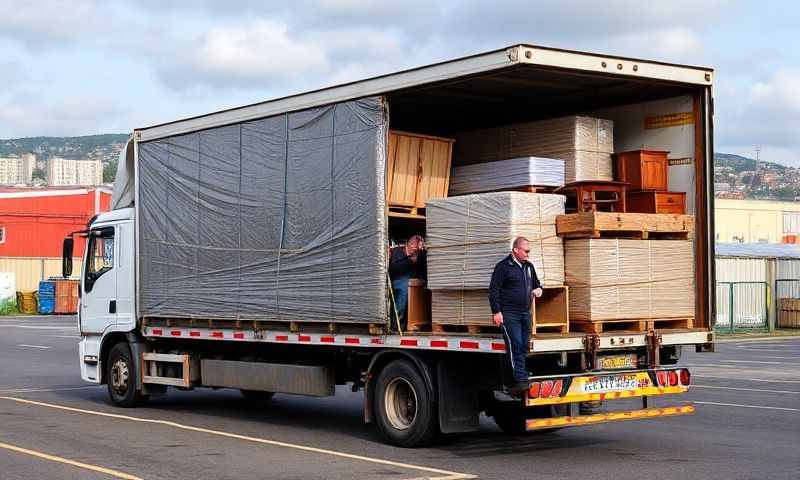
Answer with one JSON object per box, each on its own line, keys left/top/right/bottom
{"left": 0, "top": 134, "right": 128, "bottom": 159}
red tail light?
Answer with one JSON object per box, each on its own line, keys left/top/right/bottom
{"left": 668, "top": 370, "right": 679, "bottom": 386}
{"left": 656, "top": 371, "right": 669, "bottom": 386}
{"left": 551, "top": 379, "right": 563, "bottom": 398}
{"left": 540, "top": 380, "right": 554, "bottom": 398}
{"left": 529, "top": 382, "right": 541, "bottom": 398}
{"left": 528, "top": 379, "right": 563, "bottom": 399}
{"left": 679, "top": 369, "right": 690, "bottom": 386}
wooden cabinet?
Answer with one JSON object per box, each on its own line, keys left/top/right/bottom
{"left": 627, "top": 191, "right": 686, "bottom": 214}
{"left": 387, "top": 130, "right": 454, "bottom": 217}
{"left": 615, "top": 150, "right": 668, "bottom": 191}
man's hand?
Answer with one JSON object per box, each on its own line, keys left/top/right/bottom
{"left": 533, "top": 288, "right": 543, "bottom": 298}
{"left": 493, "top": 312, "right": 503, "bottom": 326}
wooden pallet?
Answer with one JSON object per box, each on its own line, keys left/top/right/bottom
{"left": 431, "top": 323, "right": 500, "bottom": 334}
{"left": 556, "top": 212, "right": 694, "bottom": 240}
{"left": 388, "top": 205, "right": 426, "bottom": 219}
{"left": 570, "top": 317, "right": 694, "bottom": 334}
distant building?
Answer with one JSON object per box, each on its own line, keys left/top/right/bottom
{"left": 0, "top": 154, "right": 35, "bottom": 185}
{"left": 47, "top": 157, "right": 104, "bottom": 186}
{"left": 714, "top": 182, "right": 731, "bottom": 192}
{"left": 0, "top": 187, "right": 111, "bottom": 290}
{"left": 716, "top": 198, "right": 800, "bottom": 243}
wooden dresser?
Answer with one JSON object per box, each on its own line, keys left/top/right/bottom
{"left": 615, "top": 149, "right": 686, "bottom": 214}
{"left": 614, "top": 150, "right": 669, "bottom": 191}
{"left": 626, "top": 191, "right": 686, "bottom": 214}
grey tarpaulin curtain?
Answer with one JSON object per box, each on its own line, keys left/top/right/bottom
{"left": 137, "top": 97, "right": 388, "bottom": 323}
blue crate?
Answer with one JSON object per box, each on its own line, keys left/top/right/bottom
{"left": 38, "top": 281, "right": 55, "bottom": 297}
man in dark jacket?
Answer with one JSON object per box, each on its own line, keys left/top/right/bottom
{"left": 389, "top": 235, "right": 427, "bottom": 329}
{"left": 488, "top": 236, "right": 543, "bottom": 391}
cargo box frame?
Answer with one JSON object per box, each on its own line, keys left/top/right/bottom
{"left": 131, "top": 43, "right": 716, "bottom": 341}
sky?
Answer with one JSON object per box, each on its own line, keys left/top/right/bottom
{"left": 1, "top": 0, "right": 799, "bottom": 165}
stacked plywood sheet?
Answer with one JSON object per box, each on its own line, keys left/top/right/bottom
{"left": 427, "top": 192, "right": 566, "bottom": 328}
{"left": 454, "top": 116, "right": 614, "bottom": 183}
{"left": 564, "top": 238, "right": 694, "bottom": 322}
{"left": 426, "top": 192, "right": 565, "bottom": 290}
{"left": 448, "top": 156, "right": 565, "bottom": 196}
{"left": 431, "top": 290, "right": 493, "bottom": 326}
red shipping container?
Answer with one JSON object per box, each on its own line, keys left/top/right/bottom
{"left": 54, "top": 279, "right": 79, "bottom": 314}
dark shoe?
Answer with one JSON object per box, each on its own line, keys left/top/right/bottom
{"left": 507, "top": 382, "right": 529, "bottom": 396}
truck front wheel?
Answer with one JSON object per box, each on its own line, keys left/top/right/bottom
{"left": 373, "top": 359, "right": 437, "bottom": 447}
{"left": 106, "top": 342, "right": 149, "bottom": 407}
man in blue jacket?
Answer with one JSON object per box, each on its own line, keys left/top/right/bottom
{"left": 488, "top": 237, "right": 543, "bottom": 392}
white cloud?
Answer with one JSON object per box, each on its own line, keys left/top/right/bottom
{"left": 716, "top": 68, "right": 800, "bottom": 165}
{"left": 0, "top": 93, "right": 129, "bottom": 137}
{"left": 154, "top": 19, "right": 329, "bottom": 90}
{"left": 610, "top": 28, "right": 704, "bottom": 60}
{"left": 750, "top": 69, "right": 800, "bottom": 110}
{"left": 0, "top": 0, "right": 102, "bottom": 49}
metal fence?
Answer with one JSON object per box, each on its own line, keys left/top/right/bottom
{"left": 715, "top": 281, "right": 768, "bottom": 332}
{"left": 775, "top": 279, "right": 800, "bottom": 300}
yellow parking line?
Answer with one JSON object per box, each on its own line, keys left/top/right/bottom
{"left": 0, "top": 396, "right": 474, "bottom": 480}
{"left": 0, "top": 441, "right": 142, "bottom": 480}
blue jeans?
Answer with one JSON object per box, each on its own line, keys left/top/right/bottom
{"left": 391, "top": 275, "right": 410, "bottom": 329}
{"left": 501, "top": 310, "right": 531, "bottom": 383}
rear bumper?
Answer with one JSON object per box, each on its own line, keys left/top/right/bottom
{"left": 526, "top": 404, "right": 695, "bottom": 430}
{"left": 523, "top": 368, "right": 693, "bottom": 430}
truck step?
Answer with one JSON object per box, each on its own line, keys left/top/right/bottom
{"left": 141, "top": 353, "right": 199, "bottom": 388}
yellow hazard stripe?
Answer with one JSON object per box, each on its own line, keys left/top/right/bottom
{"left": 526, "top": 385, "right": 688, "bottom": 406}
{"left": 526, "top": 404, "right": 695, "bottom": 430}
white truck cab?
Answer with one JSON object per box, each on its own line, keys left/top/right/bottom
{"left": 74, "top": 208, "right": 136, "bottom": 383}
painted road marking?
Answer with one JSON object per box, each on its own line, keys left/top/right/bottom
{"left": 718, "top": 359, "right": 800, "bottom": 365}
{"left": 694, "top": 375, "right": 800, "bottom": 384}
{"left": 718, "top": 355, "right": 800, "bottom": 360}
{"left": 0, "top": 396, "right": 475, "bottom": 480}
{"left": 18, "top": 344, "right": 50, "bottom": 349}
{"left": 0, "top": 441, "right": 142, "bottom": 480}
{"left": 693, "top": 384, "right": 800, "bottom": 394}
{"left": 0, "top": 325, "right": 76, "bottom": 330}
{"left": 0, "top": 386, "right": 100, "bottom": 394}
{"left": 694, "top": 401, "right": 800, "bottom": 412}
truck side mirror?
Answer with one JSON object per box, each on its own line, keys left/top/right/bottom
{"left": 62, "top": 237, "right": 74, "bottom": 278}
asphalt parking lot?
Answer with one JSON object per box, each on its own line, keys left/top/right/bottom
{"left": 1, "top": 315, "right": 798, "bottom": 479}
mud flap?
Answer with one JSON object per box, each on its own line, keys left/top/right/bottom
{"left": 437, "top": 360, "right": 479, "bottom": 433}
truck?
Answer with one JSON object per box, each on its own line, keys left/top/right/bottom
{"left": 66, "top": 44, "right": 716, "bottom": 447}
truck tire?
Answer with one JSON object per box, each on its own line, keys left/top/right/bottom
{"left": 106, "top": 342, "right": 149, "bottom": 407}
{"left": 373, "top": 359, "right": 437, "bottom": 448}
{"left": 240, "top": 389, "right": 275, "bottom": 402}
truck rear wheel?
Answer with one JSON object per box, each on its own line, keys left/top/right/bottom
{"left": 373, "top": 359, "right": 437, "bottom": 447}
{"left": 106, "top": 342, "right": 149, "bottom": 407}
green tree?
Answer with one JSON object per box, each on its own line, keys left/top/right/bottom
{"left": 103, "top": 158, "right": 117, "bottom": 183}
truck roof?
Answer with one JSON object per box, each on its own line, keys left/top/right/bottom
{"left": 135, "top": 44, "right": 714, "bottom": 142}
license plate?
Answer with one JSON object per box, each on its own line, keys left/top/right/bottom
{"left": 597, "top": 354, "right": 638, "bottom": 370}
{"left": 580, "top": 374, "right": 643, "bottom": 393}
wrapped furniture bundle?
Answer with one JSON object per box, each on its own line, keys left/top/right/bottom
{"left": 564, "top": 238, "right": 695, "bottom": 321}
{"left": 448, "top": 156, "right": 565, "bottom": 195}
{"left": 426, "top": 192, "right": 565, "bottom": 290}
